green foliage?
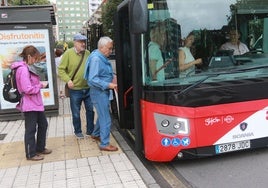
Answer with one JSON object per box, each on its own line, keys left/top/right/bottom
{"left": 102, "top": 0, "right": 122, "bottom": 39}
{"left": 66, "top": 41, "right": 74, "bottom": 48}
{"left": 8, "top": 0, "right": 50, "bottom": 5}
{"left": 55, "top": 41, "right": 74, "bottom": 49}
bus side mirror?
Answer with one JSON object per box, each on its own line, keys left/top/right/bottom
{"left": 129, "top": 0, "right": 148, "bottom": 34}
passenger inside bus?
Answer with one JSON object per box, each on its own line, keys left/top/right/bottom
{"left": 148, "top": 24, "right": 166, "bottom": 81}
{"left": 220, "top": 28, "right": 249, "bottom": 55}
{"left": 178, "top": 32, "right": 203, "bottom": 77}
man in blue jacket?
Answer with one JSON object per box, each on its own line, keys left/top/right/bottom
{"left": 84, "top": 36, "right": 118, "bottom": 151}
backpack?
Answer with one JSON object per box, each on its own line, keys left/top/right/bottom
{"left": 3, "top": 68, "right": 22, "bottom": 103}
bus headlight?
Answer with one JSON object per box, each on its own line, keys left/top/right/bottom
{"left": 173, "top": 122, "right": 181, "bottom": 129}
{"left": 173, "top": 118, "right": 189, "bottom": 135}
{"left": 161, "top": 119, "right": 170, "bottom": 127}
{"left": 154, "top": 113, "right": 190, "bottom": 136}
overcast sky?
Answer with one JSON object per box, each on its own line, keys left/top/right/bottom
{"left": 167, "top": 0, "right": 237, "bottom": 37}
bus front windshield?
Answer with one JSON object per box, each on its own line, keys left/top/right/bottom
{"left": 143, "top": 0, "right": 268, "bottom": 86}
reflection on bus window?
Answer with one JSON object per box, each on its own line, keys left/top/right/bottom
{"left": 220, "top": 28, "right": 249, "bottom": 55}
{"left": 178, "top": 31, "right": 203, "bottom": 78}
{"left": 143, "top": 0, "right": 268, "bottom": 86}
{"left": 148, "top": 23, "right": 166, "bottom": 82}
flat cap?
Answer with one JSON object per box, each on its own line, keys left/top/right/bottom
{"left": 73, "top": 33, "right": 87, "bottom": 41}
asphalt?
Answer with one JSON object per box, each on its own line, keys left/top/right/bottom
{"left": 0, "top": 78, "right": 160, "bottom": 188}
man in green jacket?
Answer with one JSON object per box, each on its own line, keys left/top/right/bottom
{"left": 58, "top": 33, "right": 94, "bottom": 139}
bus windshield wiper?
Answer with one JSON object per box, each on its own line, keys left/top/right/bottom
{"left": 173, "top": 64, "right": 268, "bottom": 98}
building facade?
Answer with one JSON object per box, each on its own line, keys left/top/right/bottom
{"left": 55, "top": 0, "right": 103, "bottom": 42}
{"left": 88, "top": 0, "right": 103, "bottom": 17}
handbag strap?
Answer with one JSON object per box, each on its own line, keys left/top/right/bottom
{"left": 70, "top": 51, "right": 85, "bottom": 81}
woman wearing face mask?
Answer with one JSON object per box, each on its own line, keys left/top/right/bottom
{"left": 178, "top": 32, "right": 203, "bottom": 78}
{"left": 10, "top": 45, "right": 52, "bottom": 161}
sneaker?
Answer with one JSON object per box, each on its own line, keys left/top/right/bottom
{"left": 75, "top": 133, "right": 84, "bottom": 139}
{"left": 37, "top": 148, "right": 52, "bottom": 155}
{"left": 27, "top": 155, "right": 44, "bottom": 161}
{"left": 85, "top": 132, "right": 91, "bottom": 136}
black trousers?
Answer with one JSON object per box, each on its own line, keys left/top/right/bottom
{"left": 24, "top": 111, "right": 48, "bottom": 158}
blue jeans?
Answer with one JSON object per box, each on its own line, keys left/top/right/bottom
{"left": 90, "top": 88, "right": 111, "bottom": 148}
{"left": 69, "top": 88, "right": 94, "bottom": 134}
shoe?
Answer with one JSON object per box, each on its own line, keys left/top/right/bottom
{"left": 91, "top": 135, "right": 101, "bottom": 141}
{"left": 99, "top": 145, "right": 118, "bottom": 151}
{"left": 27, "top": 155, "right": 44, "bottom": 161}
{"left": 37, "top": 148, "right": 52, "bottom": 155}
{"left": 75, "top": 133, "right": 84, "bottom": 139}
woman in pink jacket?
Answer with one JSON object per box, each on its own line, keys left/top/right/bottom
{"left": 10, "top": 45, "right": 52, "bottom": 161}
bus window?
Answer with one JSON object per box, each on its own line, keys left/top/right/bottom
{"left": 143, "top": 0, "right": 268, "bottom": 87}
{"left": 252, "top": 34, "right": 263, "bottom": 51}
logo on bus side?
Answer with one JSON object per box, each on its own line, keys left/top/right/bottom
{"left": 231, "top": 122, "right": 254, "bottom": 139}
{"left": 232, "top": 132, "right": 254, "bottom": 139}
{"left": 224, "top": 115, "right": 234, "bottom": 123}
{"left": 205, "top": 115, "right": 234, "bottom": 126}
{"left": 205, "top": 117, "right": 220, "bottom": 126}
{"left": 240, "top": 122, "right": 248, "bottom": 131}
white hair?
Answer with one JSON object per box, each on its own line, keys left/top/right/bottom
{"left": 98, "top": 36, "right": 113, "bottom": 48}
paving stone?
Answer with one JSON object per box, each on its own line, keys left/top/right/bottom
{"left": 0, "top": 79, "right": 149, "bottom": 188}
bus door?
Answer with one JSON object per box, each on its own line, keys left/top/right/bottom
{"left": 114, "top": 0, "right": 148, "bottom": 151}
{"left": 114, "top": 2, "right": 134, "bottom": 130}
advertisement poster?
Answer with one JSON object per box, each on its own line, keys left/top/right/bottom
{"left": 0, "top": 29, "right": 55, "bottom": 110}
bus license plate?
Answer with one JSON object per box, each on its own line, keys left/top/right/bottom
{"left": 215, "top": 140, "right": 250, "bottom": 154}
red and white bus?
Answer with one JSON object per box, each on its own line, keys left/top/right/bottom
{"left": 114, "top": 0, "right": 268, "bottom": 162}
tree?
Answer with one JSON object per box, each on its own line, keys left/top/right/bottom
{"left": 102, "top": 0, "right": 122, "bottom": 39}
{"left": 8, "top": 0, "right": 50, "bottom": 6}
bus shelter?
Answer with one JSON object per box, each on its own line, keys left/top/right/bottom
{"left": 0, "top": 5, "right": 59, "bottom": 120}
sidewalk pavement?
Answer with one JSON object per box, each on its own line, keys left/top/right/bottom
{"left": 0, "top": 79, "right": 159, "bottom": 188}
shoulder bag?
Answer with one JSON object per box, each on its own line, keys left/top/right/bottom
{"left": 65, "top": 52, "right": 85, "bottom": 97}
